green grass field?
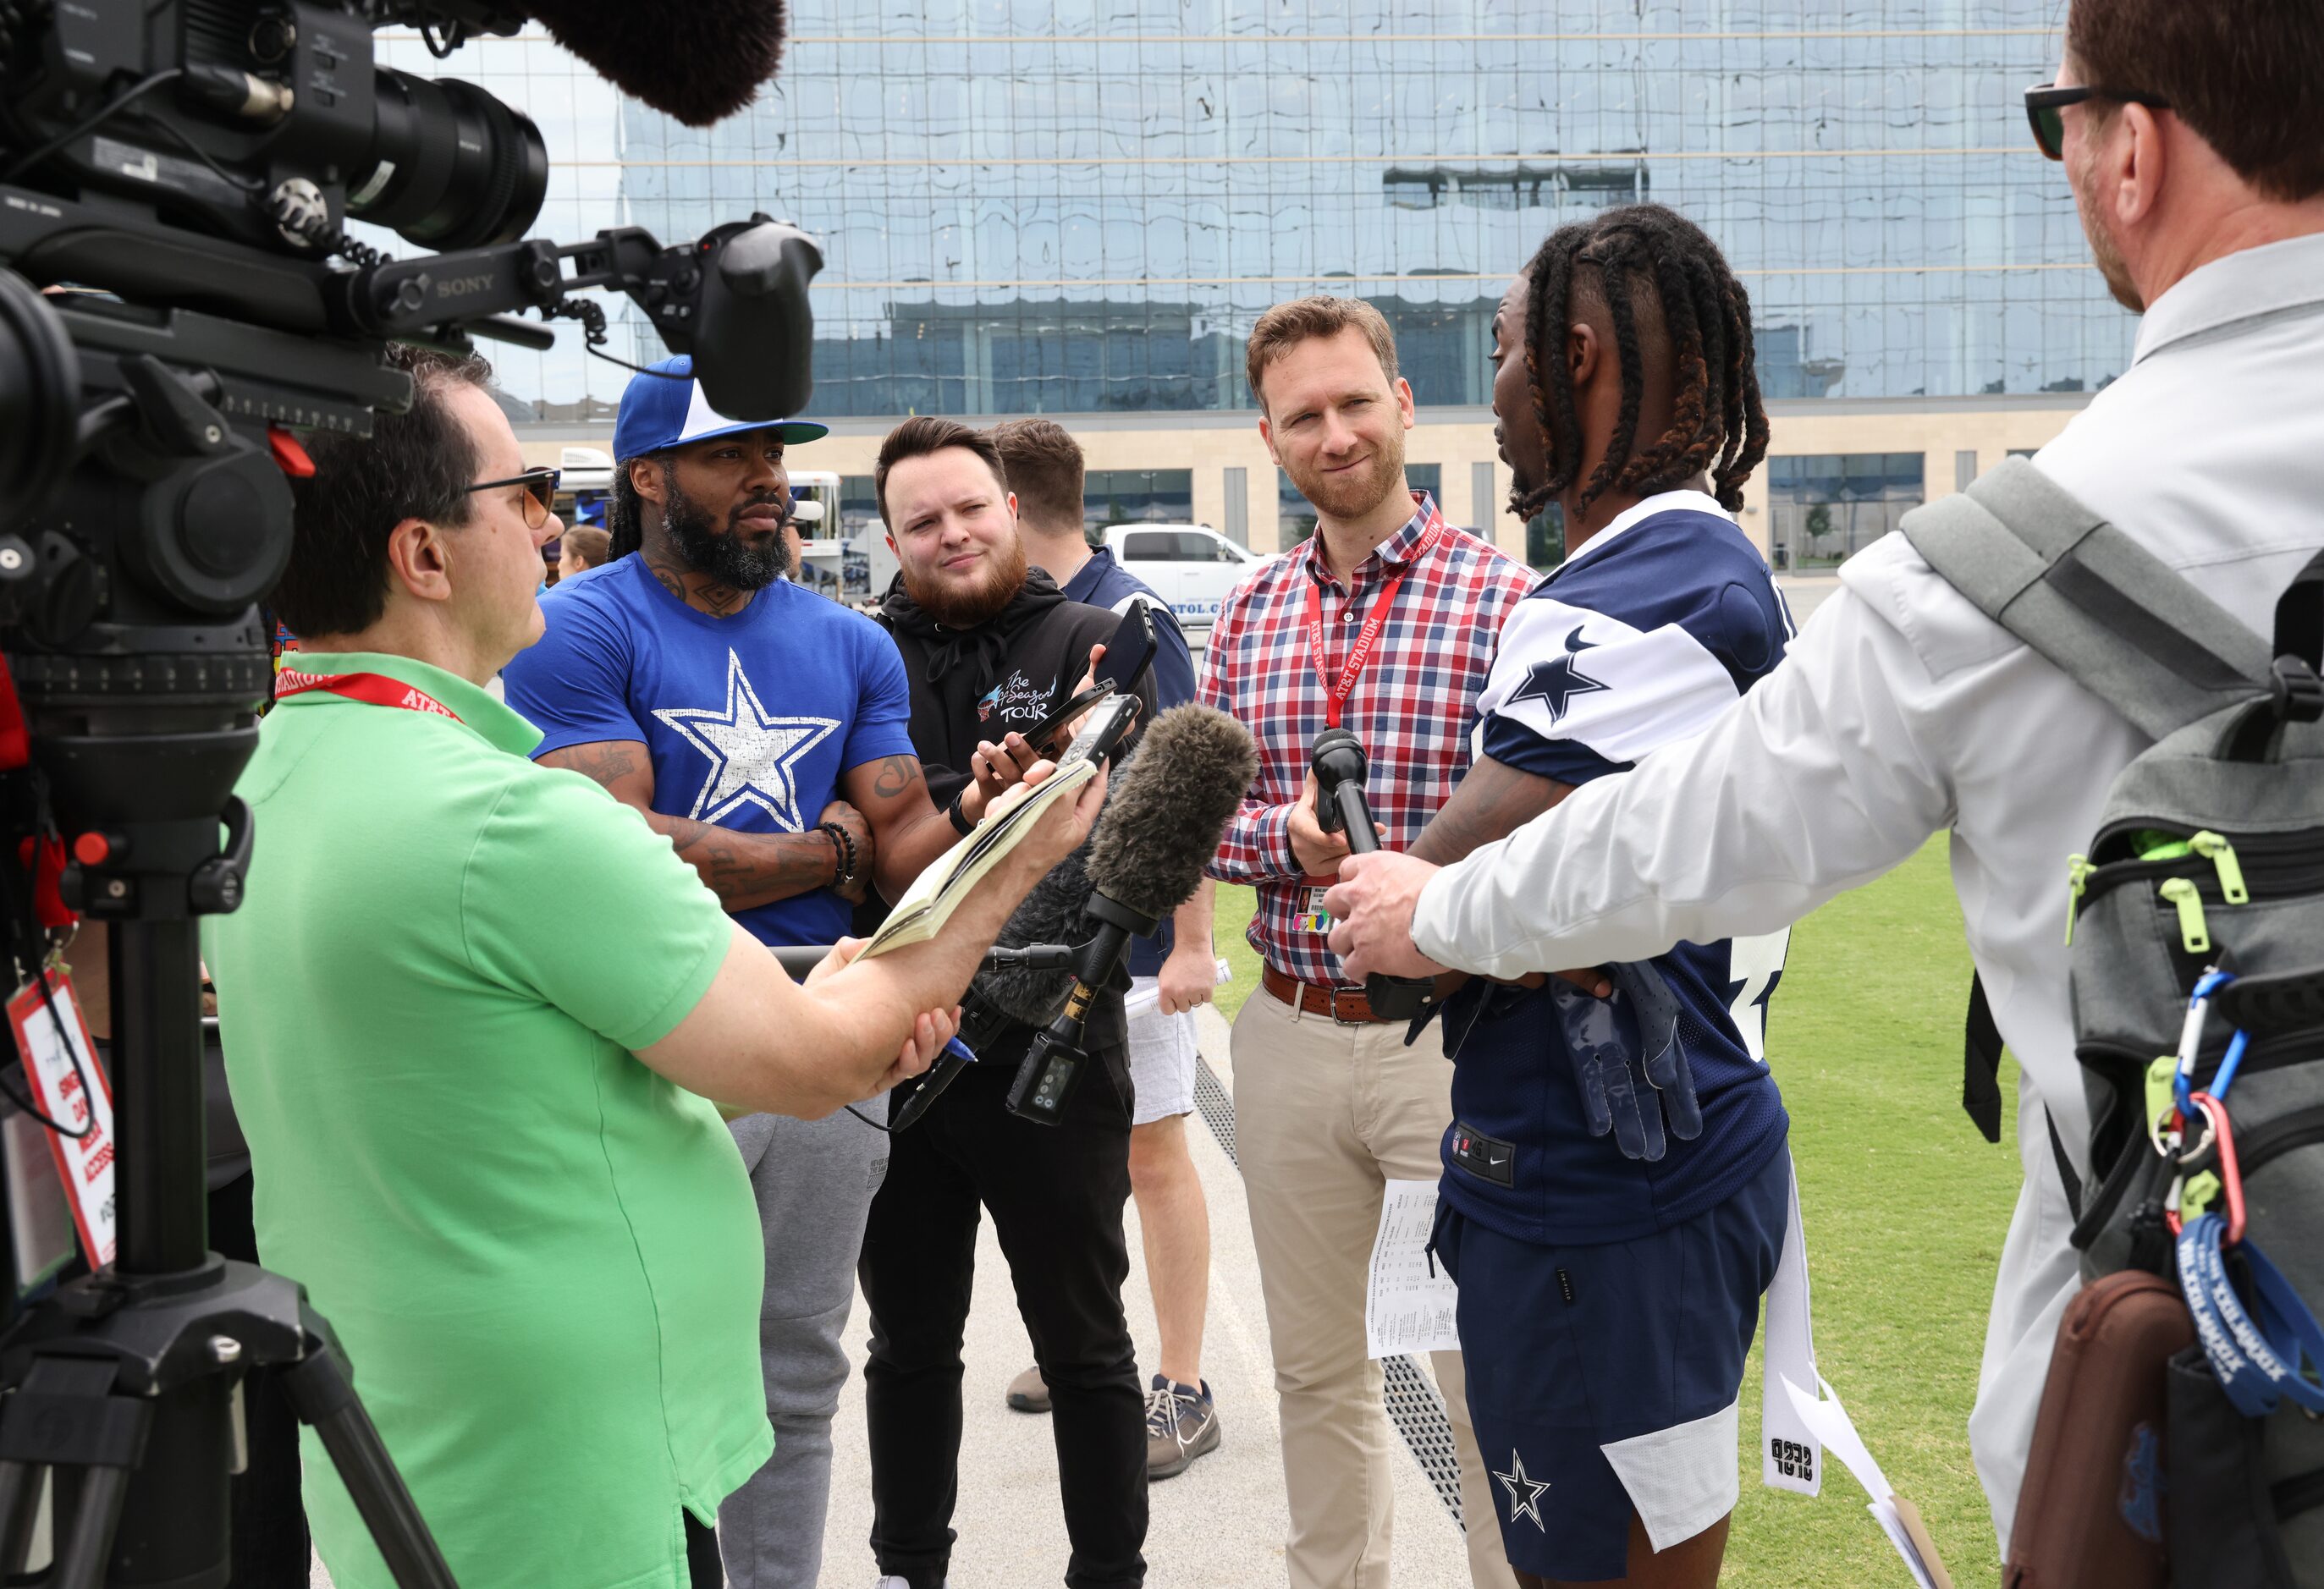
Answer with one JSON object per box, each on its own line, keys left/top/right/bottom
{"left": 1209, "top": 836, "right": 2022, "bottom": 1586}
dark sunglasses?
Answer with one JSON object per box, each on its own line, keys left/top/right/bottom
{"left": 2024, "top": 82, "right": 2172, "bottom": 161}
{"left": 465, "top": 466, "right": 561, "bottom": 530}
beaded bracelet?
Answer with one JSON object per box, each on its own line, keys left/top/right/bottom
{"left": 817, "top": 821, "right": 858, "bottom": 888}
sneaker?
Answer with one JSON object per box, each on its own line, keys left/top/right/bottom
{"left": 1144, "top": 1374, "right": 1220, "bottom": 1479}
{"left": 877, "top": 1578, "right": 945, "bottom": 1589}
{"left": 1005, "top": 1363, "right": 1051, "bottom": 1413}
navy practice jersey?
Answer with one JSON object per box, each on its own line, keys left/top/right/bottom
{"left": 1440, "top": 491, "right": 1796, "bottom": 1245}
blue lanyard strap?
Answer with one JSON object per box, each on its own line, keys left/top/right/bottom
{"left": 2178, "top": 1212, "right": 2324, "bottom": 1417}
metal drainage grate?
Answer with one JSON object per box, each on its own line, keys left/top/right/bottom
{"left": 1191, "top": 1053, "right": 1465, "bottom": 1526}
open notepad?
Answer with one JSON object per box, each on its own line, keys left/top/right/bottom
{"left": 858, "top": 757, "right": 1101, "bottom": 959}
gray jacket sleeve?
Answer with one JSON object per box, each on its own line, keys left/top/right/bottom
{"left": 1410, "top": 548, "right": 1969, "bottom": 978}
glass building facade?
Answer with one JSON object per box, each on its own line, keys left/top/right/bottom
{"left": 377, "top": 3, "right": 2136, "bottom": 422}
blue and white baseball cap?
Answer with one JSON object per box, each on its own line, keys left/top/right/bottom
{"left": 611, "top": 355, "right": 829, "bottom": 462}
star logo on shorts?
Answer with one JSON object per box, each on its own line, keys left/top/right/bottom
{"left": 1493, "top": 1448, "right": 1551, "bottom": 1532}
{"left": 653, "top": 649, "right": 838, "bottom": 827}
{"left": 1505, "top": 624, "right": 1609, "bottom": 723}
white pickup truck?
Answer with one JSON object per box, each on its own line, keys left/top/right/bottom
{"left": 1101, "top": 523, "right": 1261, "bottom": 637}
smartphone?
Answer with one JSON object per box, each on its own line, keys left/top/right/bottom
{"left": 1056, "top": 692, "right": 1142, "bottom": 769}
{"left": 1092, "top": 601, "right": 1160, "bottom": 696}
{"left": 1024, "top": 603, "right": 1162, "bottom": 752}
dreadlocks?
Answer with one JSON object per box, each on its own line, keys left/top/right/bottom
{"left": 1513, "top": 204, "right": 1770, "bottom": 520}
{"left": 605, "top": 459, "right": 653, "bottom": 561}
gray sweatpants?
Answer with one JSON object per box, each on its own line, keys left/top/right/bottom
{"left": 718, "top": 1108, "right": 889, "bottom": 1588}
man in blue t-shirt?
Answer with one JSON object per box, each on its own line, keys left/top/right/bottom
{"left": 986, "top": 418, "right": 1226, "bottom": 1481}
{"left": 503, "top": 358, "right": 1035, "bottom": 1589}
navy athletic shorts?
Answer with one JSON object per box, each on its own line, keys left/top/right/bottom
{"left": 1431, "top": 1143, "right": 1789, "bottom": 1582}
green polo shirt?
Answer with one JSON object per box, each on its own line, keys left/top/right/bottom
{"left": 203, "top": 652, "right": 768, "bottom": 1589}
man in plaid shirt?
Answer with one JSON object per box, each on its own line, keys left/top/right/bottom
{"left": 1199, "top": 298, "right": 1534, "bottom": 1588}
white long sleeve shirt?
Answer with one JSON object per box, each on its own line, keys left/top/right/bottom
{"left": 1412, "top": 229, "right": 2324, "bottom": 1547}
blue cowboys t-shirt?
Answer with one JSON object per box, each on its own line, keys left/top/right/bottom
{"left": 504, "top": 555, "right": 917, "bottom": 948}
{"left": 1440, "top": 491, "right": 1796, "bottom": 1245}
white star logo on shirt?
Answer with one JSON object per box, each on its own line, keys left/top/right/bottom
{"left": 652, "top": 650, "right": 838, "bottom": 827}
{"left": 1493, "top": 1449, "right": 1551, "bottom": 1532}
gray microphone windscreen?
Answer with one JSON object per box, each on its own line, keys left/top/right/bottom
{"left": 1085, "top": 705, "right": 1258, "bottom": 922}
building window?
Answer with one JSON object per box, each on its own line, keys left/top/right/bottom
{"left": 1406, "top": 464, "right": 1442, "bottom": 506}
{"left": 1279, "top": 469, "right": 1318, "bottom": 547}
{"left": 1767, "top": 454, "right": 1925, "bottom": 570}
{"left": 1083, "top": 470, "right": 1193, "bottom": 540}
{"left": 839, "top": 476, "right": 882, "bottom": 541}
{"left": 1527, "top": 503, "right": 1567, "bottom": 572}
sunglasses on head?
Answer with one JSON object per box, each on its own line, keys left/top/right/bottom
{"left": 2024, "top": 82, "right": 2172, "bottom": 161}
{"left": 465, "top": 466, "right": 562, "bottom": 530}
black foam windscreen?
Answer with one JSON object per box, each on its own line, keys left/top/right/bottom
{"left": 523, "top": 0, "right": 788, "bottom": 128}
{"left": 975, "top": 825, "right": 1097, "bottom": 1027}
{"left": 972, "top": 705, "right": 1256, "bottom": 1026}
{"left": 1086, "top": 705, "right": 1258, "bottom": 921}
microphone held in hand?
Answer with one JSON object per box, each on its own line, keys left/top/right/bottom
{"left": 1308, "top": 729, "right": 1435, "bottom": 1021}
{"left": 768, "top": 705, "right": 1257, "bottom": 1130}
{"left": 1005, "top": 705, "right": 1258, "bottom": 1124}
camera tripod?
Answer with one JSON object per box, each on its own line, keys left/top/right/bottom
{"left": 0, "top": 287, "right": 457, "bottom": 1586}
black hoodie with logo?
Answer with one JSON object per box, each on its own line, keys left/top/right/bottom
{"left": 863, "top": 568, "right": 1159, "bottom": 1066}
{"left": 874, "top": 569, "right": 1155, "bottom": 810}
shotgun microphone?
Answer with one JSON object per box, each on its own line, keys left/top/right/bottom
{"left": 513, "top": 0, "right": 791, "bottom": 127}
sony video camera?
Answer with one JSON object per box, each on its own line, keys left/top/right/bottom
{"left": 0, "top": 0, "right": 815, "bottom": 1579}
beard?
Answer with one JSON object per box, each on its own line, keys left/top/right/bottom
{"left": 661, "top": 471, "right": 795, "bottom": 589}
{"left": 2073, "top": 142, "right": 2144, "bottom": 312}
{"left": 1284, "top": 424, "right": 1408, "bottom": 523}
{"left": 902, "top": 533, "right": 1028, "bottom": 630}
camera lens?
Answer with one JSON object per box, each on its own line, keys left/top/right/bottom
{"left": 0, "top": 270, "right": 80, "bottom": 527}
{"left": 352, "top": 71, "right": 549, "bottom": 251}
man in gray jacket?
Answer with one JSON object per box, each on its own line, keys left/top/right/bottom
{"left": 1322, "top": 0, "right": 2324, "bottom": 1556}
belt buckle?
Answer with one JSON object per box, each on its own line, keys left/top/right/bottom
{"left": 1327, "top": 986, "right": 1365, "bottom": 1025}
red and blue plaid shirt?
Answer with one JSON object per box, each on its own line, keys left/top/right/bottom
{"left": 1198, "top": 492, "right": 1535, "bottom": 987}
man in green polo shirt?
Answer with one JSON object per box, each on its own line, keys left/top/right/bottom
{"left": 204, "top": 345, "right": 1103, "bottom": 1589}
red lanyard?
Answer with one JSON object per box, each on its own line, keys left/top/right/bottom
{"left": 274, "top": 668, "right": 465, "bottom": 723}
{"left": 1302, "top": 515, "right": 1443, "bottom": 729}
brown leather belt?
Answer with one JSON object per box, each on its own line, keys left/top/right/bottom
{"left": 1262, "top": 963, "right": 1398, "bottom": 1025}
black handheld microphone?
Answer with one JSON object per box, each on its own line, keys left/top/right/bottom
{"left": 1003, "top": 705, "right": 1258, "bottom": 1124}
{"left": 1309, "top": 728, "right": 1435, "bottom": 1021}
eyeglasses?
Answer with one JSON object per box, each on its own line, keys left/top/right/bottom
{"left": 2024, "top": 82, "right": 2172, "bottom": 161}
{"left": 465, "top": 466, "right": 561, "bottom": 530}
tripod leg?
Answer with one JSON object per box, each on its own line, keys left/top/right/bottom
{"left": 0, "top": 1460, "right": 45, "bottom": 1574}
{"left": 280, "top": 1350, "right": 459, "bottom": 1589}
{"left": 52, "top": 1465, "right": 128, "bottom": 1589}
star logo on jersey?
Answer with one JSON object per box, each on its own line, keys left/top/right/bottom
{"left": 652, "top": 650, "right": 839, "bottom": 827}
{"left": 1493, "top": 1449, "right": 1551, "bottom": 1531}
{"left": 1504, "top": 625, "right": 1610, "bottom": 723}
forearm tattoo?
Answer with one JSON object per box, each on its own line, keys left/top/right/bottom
{"left": 1409, "top": 757, "right": 1570, "bottom": 866}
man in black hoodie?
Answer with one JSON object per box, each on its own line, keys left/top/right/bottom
{"left": 856, "top": 416, "right": 1155, "bottom": 1589}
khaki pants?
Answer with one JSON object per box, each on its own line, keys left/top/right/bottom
{"left": 1233, "top": 981, "right": 1518, "bottom": 1589}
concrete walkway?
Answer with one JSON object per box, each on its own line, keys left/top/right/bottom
{"left": 813, "top": 1004, "right": 1474, "bottom": 1587}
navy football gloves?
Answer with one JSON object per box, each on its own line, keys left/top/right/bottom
{"left": 1546, "top": 961, "right": 1702, "bottom": 1161}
